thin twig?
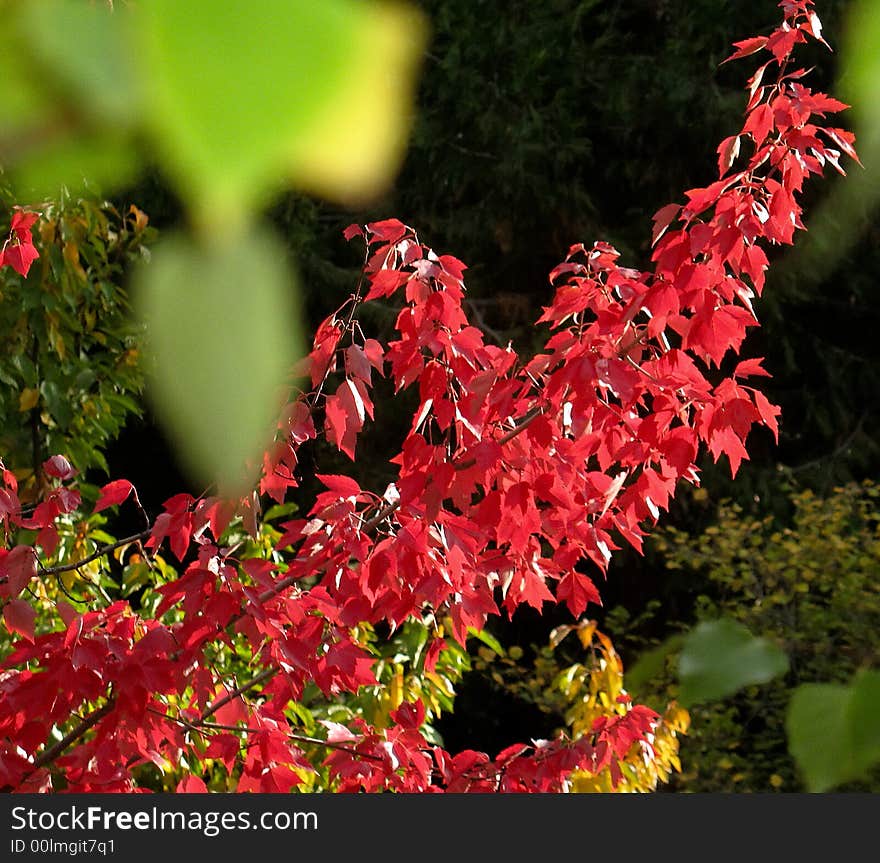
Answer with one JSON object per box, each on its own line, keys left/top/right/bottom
{"left": 39, "top": 530, "right": 152, "bottom": 576}
{"left": 199, "top": 667, "right": 276, "bottom": 722}
{"left": 0, "top": 696, "right": 117, "bottom": 792}
{"left": 147, "top": 708, "right": 387, "bottom": 764}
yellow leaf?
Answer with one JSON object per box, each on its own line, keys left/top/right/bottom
{"left": 576, "top": 619, "right": 597, "bottom": 649}
{"left": 286, "top": 1, "right": 427, "bottom": 205}
{"left": 18, "top": 388, "right": 39, "bottom": 412}
{"left": 63, "top": 241, "right": 87, "bottom": 281}
{"left": 389, "top": 667, "right": 404, "bottom": 710}
{"left": 46, "top": 311, "right": 66, "bottom": 359}
{"left": 549, "top": 623, "right": 575, "bottom": 648}
{"left": 128, "top": 204, "right": 149, "bottom": 233}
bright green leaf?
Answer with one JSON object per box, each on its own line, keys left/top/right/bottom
{"left": 134, "top": 226, "right": 301, "bottom": 496}
{"left": 677, "top": 618, "right": 788, "bottom": 707}
{"left": 468, "top": 627, "right": 505, "bottom": 657}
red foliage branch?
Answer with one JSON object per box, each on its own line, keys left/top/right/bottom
{"left": 0, "top": 0, "right": 858, "bottom": 793}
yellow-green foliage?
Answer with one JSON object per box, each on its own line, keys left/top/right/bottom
{"left": 475, "top": 619, "right": 689, "bottom": 793}
{"left": 549, "top": 620, "right": 689, "bottom": 792}
{"left": 652, "top": 479, "right": 880, "bottom": 791}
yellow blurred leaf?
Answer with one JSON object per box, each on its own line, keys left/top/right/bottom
{"left": 287, "top": 2, "right": 427, "bottom": 206}
{"left": 18, "top": 388, "right": 39, "bottom": 412}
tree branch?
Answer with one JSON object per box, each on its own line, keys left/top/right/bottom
{"left": 199, "top": 667, "right": 276, "bottom": 722}
{"left": 39, "top": 530, "right": 152, "bottom": 576}
{"left": 0, "top": 697, "right": 116, "bottom": 792}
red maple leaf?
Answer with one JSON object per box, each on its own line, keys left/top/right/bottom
{"left": 2, "top": 210, "right": 40, "bottom": 277}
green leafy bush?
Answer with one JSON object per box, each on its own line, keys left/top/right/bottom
{"left": 0, "top": 191, "right": 154, "bottom": 483}
{"left": 646, "top": 479, "right": 880, "bottom": 791}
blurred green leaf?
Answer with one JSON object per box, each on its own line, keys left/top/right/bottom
{"left": 4, "top": 0, "right": 425, "bottom": 230}
{"left": 787, "top": 670, "right": 880, "bottom": 792}
{"left": 841, "top": 0, "right": 880, "bottom": 130}
{"left": 132, "top": 0, "right": 426, "bottom": 229}
{"left": 11, "top": 132, "right": 138, "bottom": 201}
{"left": 625, "top": 634, "right": 685, "bottom": 700}
{"left": 134, "top": 226, "right": 301, "bottom": 495}
{"left": 849, "top": 670, "right": 880, "bottom": 765}
{"left": 21, "top": 0, "right": 141, "bottom": 126}
{"left": 677, "top": 618, "right": 789, "bottom": 707}
{"left": 0, "top": 29, "right": 54, "bottom": 133}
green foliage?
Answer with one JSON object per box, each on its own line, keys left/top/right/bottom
{"left": 643, "top": 479, "right": 880, "bottom": 791}
{"left": 0, "top": 190, "right": 153, "bottom": 482}
{"left": 470, "top": 619, "right": 690, "bottom": 792}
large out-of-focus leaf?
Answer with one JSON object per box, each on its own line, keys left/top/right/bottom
{"left": 285, "top": 2, "right": 427, "bottom": 205}
{"left": 132, "top": 0, "right": 426, "bottom": 228}
{"left": 778, "top": 0, "right": 880, "bottom": 288}
{"left": 20, "top": 0, "right": 141, "bottom": 126}
{"left": 0, "top": 29, "right": 56, "bottom": 160}
{"left": 677, "top": 618, "right": 788, "bottom": 707}
{"left": 3, "top": 0, "right": 425, "bottom": 227}
{"left": 787, "top": 670, "right": 880, "bottom": 792}
{"left": 842, "top": 0, "right": 880, "bottom": 131}
{"left": 0, "top": 2, "right": 140, "bottom": 199}
{"left": 849, "top": 670, "right": 880, "bottom": 767}
{"left": 11, "top": 133, "right": 138, "bottom": 201}
{"left": 624, "top": 634, "right": 685, "bottom": 701}
{"left": 134, "top": 227, "right": 301, "bottom": 496}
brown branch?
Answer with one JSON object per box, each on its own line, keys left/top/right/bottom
{"left": 34, "top": 698, "right": 116, "bottom": 768}
{"left": 0, "top": 697, "right": 117, "bottom": 792}
{"left": 464, "top": 298, "right": 505, "bottom": 345}
{"left": 455, "top": 404, "right": 546, "bottom": 471}
{"left": 147, "top": 707, "right": 386, "bottom": 763}
{"left": 198, "top": 667, "right": 276, "bottom": 722}
{"left": 39, "top": 529, "right": 152, "bottom": 576}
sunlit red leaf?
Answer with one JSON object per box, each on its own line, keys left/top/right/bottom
{"left": 2, "top": 242, "right": 39, "bottom": 277}
{"left": 93, "top": 479, "right": 134, "bottom": 513}
{"left": 722, "top": 36, "right": 768, "bottom": 65}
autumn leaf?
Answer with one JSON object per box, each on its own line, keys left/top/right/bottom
{"left": 3, "top": 599, "right": 37, "bottom": 642}
{"left": 93, "top": 479, "right": 135, "bottom": 513}
{"left": 0, "top": 546, "right": 38, "bottom": 598}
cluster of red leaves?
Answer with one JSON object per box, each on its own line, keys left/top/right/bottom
{"left": 0, "top": 209, "right": 40, "bottom": 277}
{"left": 0, "top": 1, "right": 858, "bottom": 793}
